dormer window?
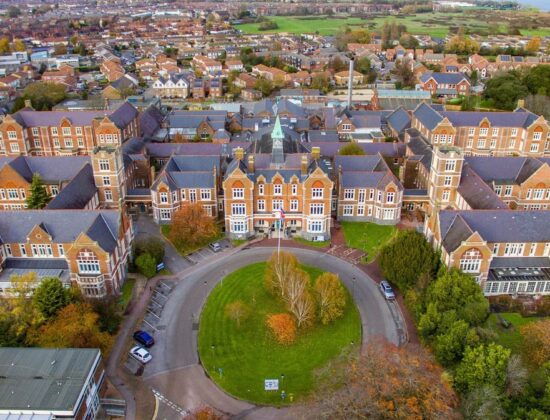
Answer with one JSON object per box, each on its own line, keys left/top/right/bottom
{"left": 274, "top": 184, "right": 282, "bottom": 196}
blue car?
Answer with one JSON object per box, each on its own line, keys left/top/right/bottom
{"left": 133, "top": 330, "right": 154, "bottom": 347}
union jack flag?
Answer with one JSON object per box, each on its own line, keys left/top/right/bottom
{"left": 279, "top": 208, "right": 285, "bottom": 220}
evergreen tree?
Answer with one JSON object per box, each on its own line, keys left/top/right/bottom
{"left": 26, "top": 173, "right": 51, "bottom": 209}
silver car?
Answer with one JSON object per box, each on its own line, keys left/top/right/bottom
{"left": 130, "top": 346, "right": 152, "bottom": 364}
{"left": 379, "top": 280, "right": 396, "bottom": 300}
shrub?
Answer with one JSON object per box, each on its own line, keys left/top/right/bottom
{"left": 266, "top": 313, "right": 296, "bottom": 345}
{"left": 133, "top": 236, "right": 165, "bottom": 264}
{"left": 135, "top": 253, "right": 157, "bottom": 278}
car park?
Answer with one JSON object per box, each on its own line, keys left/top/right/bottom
{"left": 379, "top": 280, "right": 395, "bottom": 300}
{"left": 130, "top": 346, "right": 152, "bottom": 364}
{"left": 133, "top": 330, "right": 154, "bottom": 347}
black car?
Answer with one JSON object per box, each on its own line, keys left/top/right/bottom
{"left": 133, "top": 330, "right": 154, "bottom": 347}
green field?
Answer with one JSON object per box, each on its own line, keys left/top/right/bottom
{"left": 485, "top": 312, "right": 548, "bottom": 354}
{"left": 235, "top": 14, "right": 550, "bottom": 38}
{"left": 198, "top": 262, "right": 361, "bottom": 405}
{"left": 341, "top": 222, "right": 397, "bottom": 262}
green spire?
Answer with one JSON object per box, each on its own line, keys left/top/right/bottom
{"left": 271, "top": 115, "right": 284, "bottom": 140}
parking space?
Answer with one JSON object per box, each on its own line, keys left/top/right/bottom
{"left": 186, "top": 239, "right": 233, "bottom": 264}
{"left": 123, "top": 279, "right": 176, "bottom": 375}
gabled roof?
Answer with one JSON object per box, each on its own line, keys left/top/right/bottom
{"left": 386, "top": 107, "right": 411, "bottom": 134}
{"left": 108, "top": 102, "right": 139, "bottom": 129}
{"left": 0, "top": 210, "right": 121, "bottom": 252}
{"left": 457, "top": 165, "right": 508, "bottom": 210}
{"left": 419, "top": 71, "right": 469, "bottom": 84}
{"left": 413, "top": 102, "right": 443, "bottom": 130}
{"left": 439, "top": 210, "right": 550, "bottom": 252}
{"left": 464, "top": 156, "right": 543, "bottom": 184}
{"left": 0, "top": 156, "right": 91, "bottom": 183}
{"left": 46, "top": 164, "right": 97, "bottom": 210}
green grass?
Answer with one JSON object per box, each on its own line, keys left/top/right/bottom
{"left": 235, "top": 13, "right": 550, "bottom": 38}
{"left": 231, "top": 239, "right": 249, "bottom": 247}
{"left": 198, "top": 262, "right": 361, "bottom": 405}
{"left": 117, "top": 278, "right": 135, "bottom": 311}
{"left": 293, "top": 237, "right": 330, "bottom": 248}
{"left": 341, "top": 222, "right": 397, "bottom": 262}
{"left": 485, "top": 312, "right": 548, "bottom": 354}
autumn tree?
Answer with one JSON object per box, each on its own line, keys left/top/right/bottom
{"left": 301, "top": 339, "right": 459, "bottom": 418}
{"left": 314, "top": 273, "right": 346, "bottom": 324}
{"left": 26, "top": 173, "right": 51, "bottom": 209}
{"left": 0, "top": 37, "right": 10, "bottom": 54}
{"left": 292, "top": 288, "right": 316, "bottom": 328}
{"left": 254, "top": 77, "right": 273, "bottom": 97}
{"left": 29, "top": 303, "right": 113, "bottom": 354}
{"left": 0, "top": 273, "right": 42, "bottom": 346}
{"left": 310, "top": 73, "right": 330, "bottom": 94}
{"left": 18, "top": 82, "right": 67, "bottom": 111}
{"left": 13, "top": 39, "right": 25, "bottom": 52}
{"left": 265, "top": 251, "right": 298, "bottom": 299}
{"left": 520, "top": 319, "right": 550, "bottom": 368}
{"left": 266, "top": 313, "right": 296, "bottom": 345}
{"left": 32, "top": 277, "right": 70, "bottom": 319}
{"left": 445, "top": 33, "right": 480, "bottom": 55}
{"left": 338, "top": 142, "right": 365, "bottom": 156}
{"left": 169, "top": 203, "right": 219, "bottom": 252}
{"left": 224, "top": 300, "right": 250, "bottom": 327}
{"left": 185, "top": 406, "right": 222, "bottom": 420}
{"left": 329, "top": 56, "right": 346, "bottom": 73}
{"left": 526, "top": 37, "right": 541, "bottom": 54}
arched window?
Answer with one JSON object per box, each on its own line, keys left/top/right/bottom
{"left": 77, "top": 249, "right": 100, "bottom": 274}
{"left": 459, "top": 248, "right": 482, "bottom": 273}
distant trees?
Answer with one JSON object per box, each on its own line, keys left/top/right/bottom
{"left": 338, "top": 142, "right": 365, "bottom": 155}
{"left": 258, "top": 20, "right": 278, "bottom": 31}
{"left": 310, "top": 73, "right": 330, "bottom": 94}
{"left": 14, "top": 82, "right": 67, "bottom": 111}
{"left": 445, "top": 34, "right": 480, "bottom": 55}
{"left": 354, "top": 56, "right": 371, "bottom": 75}
{"left": 13, "top": 39, "right": 25, "bottom": 52}
{"left": 26, "top": 173, "right": 51, "bottom": 209}
{"left": 169, "top": 203, "right": 219, "bottom": 253}
{"left": 303, "top": 339, "right": 459, "bottom": 418}
{"left": 0, "top": 37, "right": 9, "bottom": 54}
{"left": 526, "top": 37, "right": 541, "bottom": 54}
{"left": 393, "top": 59, "right": 415, "bottom": 88}
{"left": 254, "top": 77, "right": 274, "bottom": 97}
{"left": 335, "top": 28, "right": 371, "bottom": 51}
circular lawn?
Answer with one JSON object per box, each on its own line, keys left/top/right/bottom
{"left": 198, "top": 262, "right": 361, "bottom": 405}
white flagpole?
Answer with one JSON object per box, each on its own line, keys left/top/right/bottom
{"left": 277, "top": 211, "right": 281, "bottom": 262}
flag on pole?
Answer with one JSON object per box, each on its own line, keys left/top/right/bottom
{"left": 279, "top": 208, "right": 285, "bottom": 220}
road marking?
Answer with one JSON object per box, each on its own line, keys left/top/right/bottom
{"left": 151, "top": 388, "right": 189, "bottom": 416}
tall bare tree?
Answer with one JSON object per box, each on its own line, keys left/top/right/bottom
{"left": 292, "top": 289, "right": 316, "bottom": 328}
{"left": 265, "top": 251, "right": 298, "bottom": 299}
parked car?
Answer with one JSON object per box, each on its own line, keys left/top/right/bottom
{"left": 133, "top": 330, "right": 154, "bottom": 347}
{"left": 379, "top": 280, "right": 396, "bottom": 300}
{"left": 130, "top": 346, "right": 152, "bottom": 364}
{"left": 209, "top": 242, "right": 222, "bottom": 252}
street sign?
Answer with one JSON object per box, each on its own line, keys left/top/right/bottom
{"left": 156, "top": 262, "right": 165, "bottom": 272}
{"left": 264, "top": 379, "right": 279, "bottom": 391}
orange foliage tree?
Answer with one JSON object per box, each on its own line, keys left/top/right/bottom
{"left": 302, "top": 339, "right": 460, "bottom": 418}
{"left": 520, "top": 318, "right": 550, "bottom": 367}
{"left": 29, "top": 303, "right": 113, "bottom": 355}
{"left": 266, "top": 313, "right": 297, "bottom": 345}
{"left": 169, "top": 202, "right": 218, "bottom": 252}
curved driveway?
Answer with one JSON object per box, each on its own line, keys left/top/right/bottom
{"left": 143, "top": 247, "right": 400, "bottom": 417}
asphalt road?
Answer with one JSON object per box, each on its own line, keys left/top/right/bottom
{"left": 141, "top": 246, "right": 400, "bottom": 417}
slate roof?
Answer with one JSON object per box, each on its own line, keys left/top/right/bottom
{"left": 302, "top": 141, "right": 405, "bottom": 158}
{"left": 308, "top": 130, "right": 339, "bottom": 143}
{"left": 46, "top": 164, "right": 97, "bottom": 210}
{"left": 334, "top": 154, "right": 387, "bottom": 172}
{"left": 0, "top": 348, "right": 100, "bottom": 413}
{"left": 102, "top": 101, "right": 138, "bottom": 129}
{"left": 0, "top": 156, "right": 91, "bottom": 183}
{"left": 164, "top": 155, "right": 220, "bottom": 172}
{"left": 439, "top": 210, "right": 550, "bottom": 253}
{"left": 457, "top": 165, "right": 508, "bottom": 210}
{"left": 386, "top": 107, "right": 411, "bottom": 135}
{"left": 413, "top": 102, "right": 443, "bottom": 130}
{"left": 145, "top": 142, "right": 251, "bottom": 158}
{"left": 140, "top": 106, "right": 164, "bottom": 137}
{"left": 0, "top": 210, "right": 121, "bottom": 252}
{"left": 464, "top": 156, "right": 543, "bottom": 184}
{"left": 13, "top": 110, "right": 109, "bottom": 127}
{"left": 419, "top": 71, "right": 469, "bottom": 84}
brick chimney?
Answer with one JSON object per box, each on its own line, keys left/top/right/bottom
{"left": 301, "top": 155, "right": 308, "bottom": 175}
{"left": 234, "top": 147, "right": 244, "bottom": 161}
{"left": 311, "top": 146, "right": 320, "bottom": 161}
{"left": 247, "top": 154, "right": 255, "bottom": 173}
{"left": 24, "top": 99, "right": 33, "bottom": 109}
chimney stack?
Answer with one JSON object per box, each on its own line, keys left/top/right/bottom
{"left": 347, "top": 55, "right": 354, "bottom": 109}
{"left": 24, "top": 99, "right": 33, "bottom": 109}
{"left": 247, "top": 154, "right": 255, "bottom": 173}
{"left": 517, "top": 99, "right": 525, "bottom": 108}
{"left": 301, "top": 155, "right": 308, "bottom": 175}
{"left": 234, "top": 147, "right": 244, "bottom": 161}
{"left": 311, "top": 146, "right": 320, "bottom": 161}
